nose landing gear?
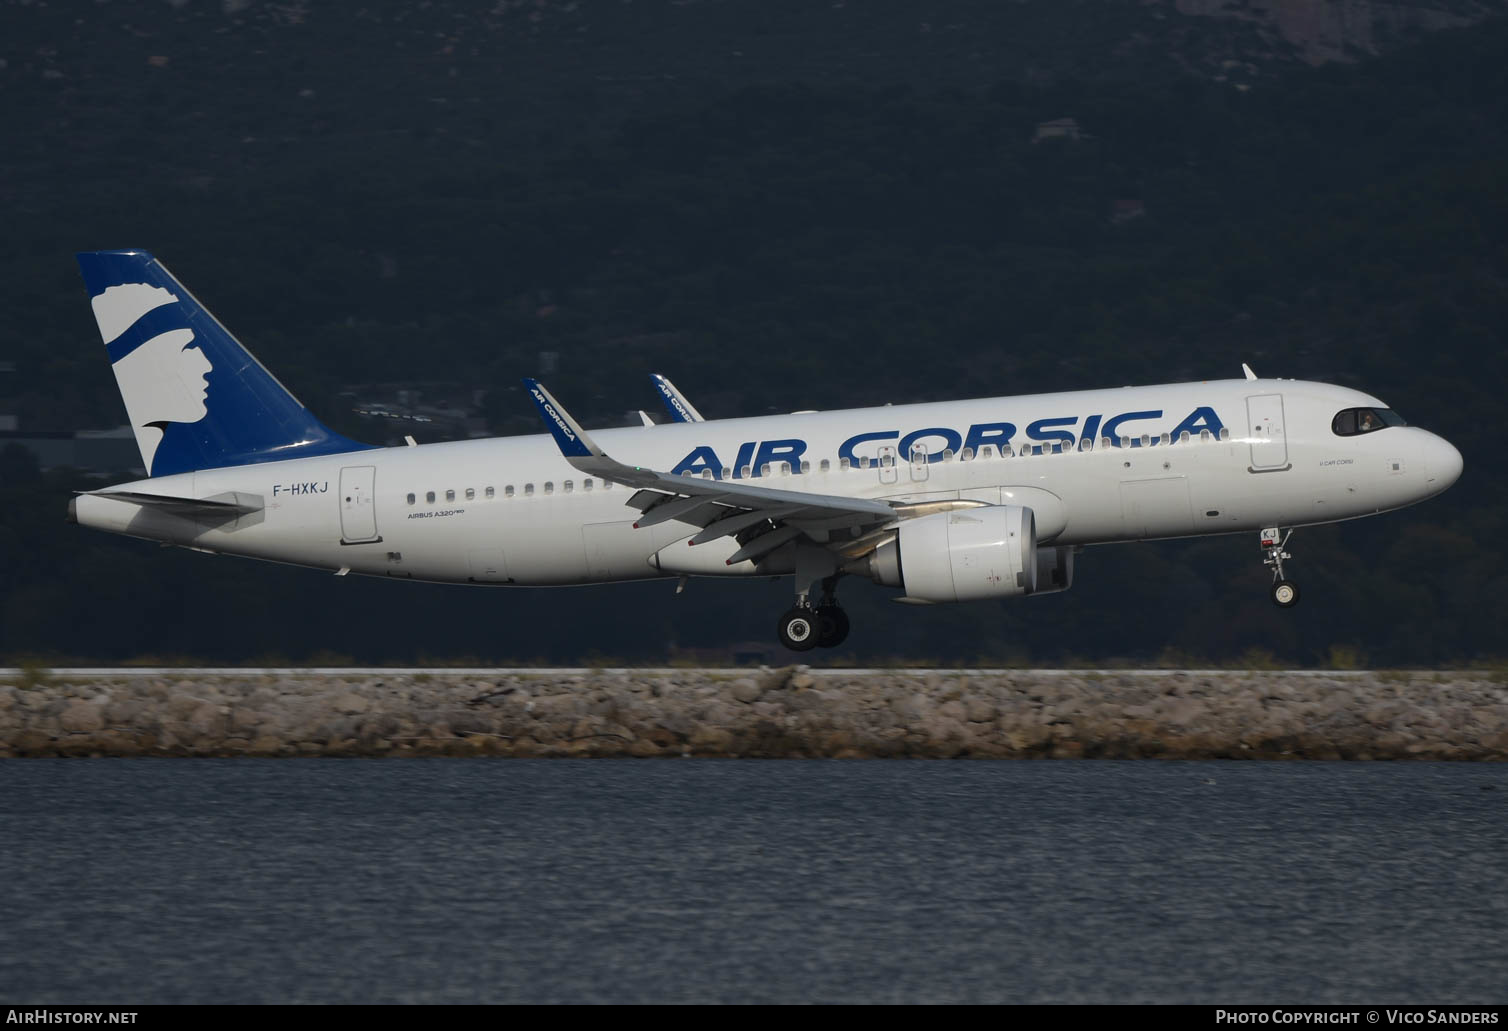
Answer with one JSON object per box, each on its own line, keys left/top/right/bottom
{"left": 1261, "top": 527, "right": 1300, "bottom": 608}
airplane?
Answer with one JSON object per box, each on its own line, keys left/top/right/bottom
{"left": 68, "top": 249, "right": 1464, "bottom": 650}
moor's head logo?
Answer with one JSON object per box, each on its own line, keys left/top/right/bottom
{"left": 90, "top": 282, "right": 213, "bottom": 473}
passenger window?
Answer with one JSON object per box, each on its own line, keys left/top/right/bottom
{"left": 524, "top": 484, "right": 534, "bottom": 497}
{"left": 504, "top": 486, "right": 514, "bottom": 498}
{"left": 465, "top": 488, "right": 475, "bottom": 501}
{"left": 563, "top": 480, "right": 573, "bottom": 493}
{"left": 426, "top": 491, "right": 436, "bottom": 504}
{"left": 544, "top": 482, "right": 554, "bottom": 495}
{"left": 486, "top": 487, "right": 495, "bottom": 498}
{"left": 960, "top": 447, "right": 974, "bottom": 461}
{"left": 583, "top": 479, "right": 593, "bottom": 491}
{"left": 801, "top": 460, "right": 811, "bottom": 474}
{"left": 820, "top": 459, "right": 830, "bottom": 473}
{"left": 446, "top": 489, "right": 455, "bottom": 502}
{"left": 761, "top": 463, "right": 771, "bottom": 477}
{"left": 839, "top": 458, "right": 851, "bottom": 471}
{"left": 406, "top": 493, "right": 416, "bottom": 505}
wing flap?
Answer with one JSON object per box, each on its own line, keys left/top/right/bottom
{"left": 633, "top": 493, "right": 733, "bottom": 529}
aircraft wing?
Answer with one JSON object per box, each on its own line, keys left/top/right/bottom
{"left": 649, "top": 373, "right": 706, "bottom": 423}
{"left": 525, "top": 379, "right": 898, "bottom": 564}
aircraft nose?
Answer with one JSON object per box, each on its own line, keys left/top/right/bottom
{"left": 1423, "top": 432, "right": 1463, "bottom": 492}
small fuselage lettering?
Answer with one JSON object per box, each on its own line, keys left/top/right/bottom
{"left": 271, "top": 481, "right": 329, "bottom": 496}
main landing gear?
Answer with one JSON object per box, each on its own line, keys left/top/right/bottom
{"left": 777, "top": 575, "right": 850, "bottom": 651}
{"left": 1261, "top": 527, "right": 1300, "bottom": 608}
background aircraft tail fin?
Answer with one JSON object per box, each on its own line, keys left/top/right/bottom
{"left": 77, "top": 250, "right": 372, "bottom": 477}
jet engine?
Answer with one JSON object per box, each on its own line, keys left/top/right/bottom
{"left": 864, "top": 505, "right": 1037, "bottom": 603}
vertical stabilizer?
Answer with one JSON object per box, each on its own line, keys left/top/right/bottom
{"left": 77, "top": 250, "right": 373, "bottom": 477}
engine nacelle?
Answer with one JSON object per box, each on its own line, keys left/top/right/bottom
{"left": 867, "top": 505, "right": 1037, "bottom": 603}
{"left": 1031, "top": 545, "right": 1075, "bottom": 596}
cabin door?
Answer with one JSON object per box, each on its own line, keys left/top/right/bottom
{"left": 1246, "top": 394, "right": 1289, "bottom": 470}
{"left": 339, "top": 465, "right": 380, "bottom": 543}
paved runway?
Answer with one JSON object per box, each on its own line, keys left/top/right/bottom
{"left": 2, "top": 666, "right": 1377, "bottom": 677}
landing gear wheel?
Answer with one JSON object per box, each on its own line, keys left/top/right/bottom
{"left": 778, "top": 607, "right": 820, "bottom": 651}
{"left": 1271, "top": 580, "right": 1300, "bottom": 608}
{"left": 815, "top": 606, "right": 850, "bottom": 649}
{"left": 1260, "top": 529, "right": 1300, "bottom": 608}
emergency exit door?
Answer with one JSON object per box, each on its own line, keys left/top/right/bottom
{"left": 339, "top": 465, "right": 380, "bottom": 543}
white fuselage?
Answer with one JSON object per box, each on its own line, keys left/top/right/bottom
{"left": 71, "top": 378, "right": 1462, "bottom": 587}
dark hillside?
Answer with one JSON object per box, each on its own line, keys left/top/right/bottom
{"left": 0, "top": 1, "right": 1503, "bottom": 664}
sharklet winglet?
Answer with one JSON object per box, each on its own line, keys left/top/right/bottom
{"left": 522, "top": 379, "right": 603, "bottom": 460}
{"left": 650, "top": 373, "right": 706, "bottom": 423}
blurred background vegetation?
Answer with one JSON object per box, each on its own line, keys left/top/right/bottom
{"left": 0, "top": 0, "right": 1503, "bottom": 665}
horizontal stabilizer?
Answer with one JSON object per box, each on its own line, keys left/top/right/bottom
{"left": 81, "top": 489, "right": 263, "bottom": 519}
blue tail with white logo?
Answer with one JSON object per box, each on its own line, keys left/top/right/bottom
{"left": 77, "top": 250, "right": 374, "bottom": 477}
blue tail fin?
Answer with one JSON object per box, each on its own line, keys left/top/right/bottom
{"left": 77, "top": 250, "right": 373, "bottom": 477}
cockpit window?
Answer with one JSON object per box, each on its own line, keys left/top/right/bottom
{"left": 1333, "top": 407, "right": 1406, "bottom": 436}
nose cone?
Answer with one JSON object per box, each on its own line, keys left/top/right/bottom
{"left": 1423, "top": 433, "right": 1463, "bottom": 494}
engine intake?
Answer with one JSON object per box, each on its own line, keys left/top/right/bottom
{"left": 867, "top": 505, "right": 1037, "bottom": 603}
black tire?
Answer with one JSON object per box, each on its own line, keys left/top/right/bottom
{"left": 816, "top": 606, "right": 850, "bottom": 649}
{"left": 1271, "top": 580, "right": 1300, "bottom": 608}
{"left": 778, "top": 607, "right": 820, "bottom": 651}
